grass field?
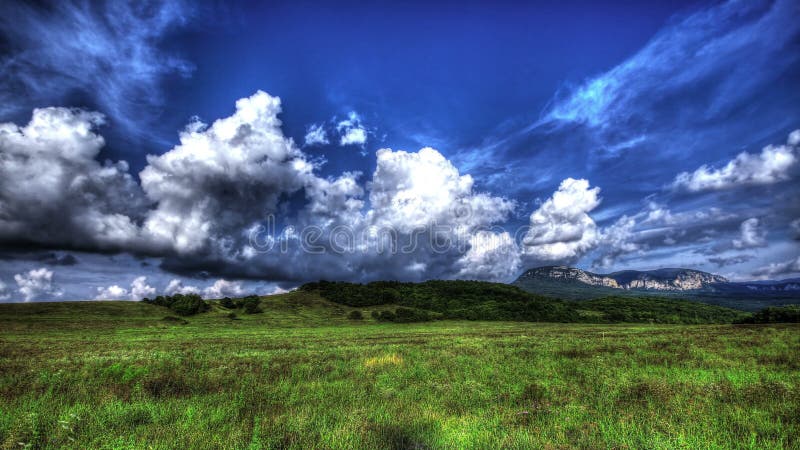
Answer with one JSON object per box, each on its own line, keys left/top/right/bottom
{"left": 1, "top": 292, "right": 798, "bottom": 449}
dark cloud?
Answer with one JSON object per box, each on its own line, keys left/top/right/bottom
{"left": 38, "top": 253, "right": 78, "bottom": 266}
{"left": 708, "top": 254, "right": 755, "bottom": 268}
{"left": 752, "top": 256, "right": 800, "bottom": 279}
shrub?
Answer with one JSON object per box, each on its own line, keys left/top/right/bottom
{"left": 348, "top": 310, "right": 364, "bottom": 320}
{"left": 393, "top": 307, "right": 431, "bottom": 323}
{"left": 170, "top": 294, "right": 209, "bottom": 316}
{"left": 371, "top": 310, "right": 380, "bottom": 320}
{"left": 144, "top": 294, "right": 209, "bottom": 316}
{"left": 220, "top": 297, "right": 235, "bottom": 309}
{"left": 737, "top": 305, "right": 800, "bottom": 324}
{"left": 238, "top": 295, "right": 263, "bottom": 314}
{"left": 226, "top": 312, "right": 239, "bottom": 320}
{"left": 376, "top": 310, "right": 396, "bottom": 322}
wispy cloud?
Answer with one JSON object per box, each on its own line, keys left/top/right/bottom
{"left": 544, "top": 0, "right": 799, "bottom": 138}
{"left": 0, "top": 0, "right": 193, "bottom": 139}
{"left": 304, "top": 123, "right": 329, "bottom": 146}
{"left": 454, "top": 0, "right": 800, "bottom": 197}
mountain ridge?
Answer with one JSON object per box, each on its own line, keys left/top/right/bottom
{"left": 512, "top": 265, "right": 800, "bottom": 311}
{"left": 517, "top": 266, "right": 728, "bottom": 291}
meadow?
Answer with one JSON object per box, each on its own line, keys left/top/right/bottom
{"left": 0, "top": 291, "right": 798, "bottom": 449}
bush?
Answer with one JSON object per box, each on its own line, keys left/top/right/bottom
{"left": 376, "top": 310, "right": 396, "bottom": 322}
{"left": 348, "top": 310, "right": 364, "bottom": 320}
{"left": 144, "top": 294, "right": 209, "bottom": 316}
{"left": 736, "top": 305, "right": 800, "bottom": 323}
{"left": 238, "top": 295, "right": 263, "bottom": 314}
{"left": 226, "top": 312, "right": 239, "bottom": 320}
{"left": 393, "top": 307, "right": 431, "bottom": 323}
{"left": 170, "top": 295, "right": 209, "bottom": 316}
{"left": 220, "top": 297, "right": 235, "bottom": 309}
{"left": 371, "top": 310, "right": 380, "bottom": 320}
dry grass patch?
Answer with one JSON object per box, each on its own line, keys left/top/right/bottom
{"left": 364, "top": 353, "right": 404, "bottom": 369}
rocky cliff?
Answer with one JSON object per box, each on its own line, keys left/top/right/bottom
{"left": 516, "top": 266, "right": 728, "bottom": 291}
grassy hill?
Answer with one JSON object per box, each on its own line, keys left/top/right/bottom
{"left": 0, "top": 292, "right": 797, "bottom": 448}
{"left": 301, "top": 280, "right": 750, "bottom": 324}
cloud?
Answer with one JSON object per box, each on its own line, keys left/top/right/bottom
{"left": 521, "top": 178, "right": 600, "bottom": 262}
{"left": 163, "top": 279, "right": 201, "bottom": 296}
{"left": 130, "top": 276, "right": 156, "bottom": 300}
{"left": 751, "top": 256, "right": 800, "bottom": 278}
{"left": 594, "top": 215, "right": 640, "bottom": 268}
{"left": 235, "top": 145, "right": 518, "bottom": 282}
{"left": 95, "top": 284, "right": 128, "bottom": 301}
{"left": 139, "top": 91, "right": 315, "bottom": 256}
{"left": 38, "top": 253, "right": 78, "bottom": 266}
{"left": 369, "top": 147, "right": 514, "bottom": 233}
{"left": 164, "top": 278, "right": 256, "bottom": 299}
{"left": 0, "top": 281, "right": 10, "bottom": 301}
{"left": 592, "top": 202, "right": 740, "bottom": 267}
{"left": 545, "top": 0, "right": 799, "bottom": 137}
{"left": 304, "top": 123, "right": 329, "bottom": 146}
{"left": 0, "top": 0, "right": 192, "bottom": 139}
{"left": 672, "top": 129, "right": 798, "bottom": 192}
{"left": 732, "top": 218, "right": 767, "bottom": 249}
{"left": 95, "top": 276, "right": 156, "bottom": 300}
{"left": 456, "top": 230, "right": 521, "bottom": 281}
{"left": 0, "top": 107, "right": 146, "bottom": 250}
{"left": 791, "top": 218, "right": 800, "bottom": 240}
{"left": 14, "top": 267, "right": 61, "bottom": 302}
{"left": 203, "top": 279, "right": 246, "bottom": 299}
{"left": 337, "top": 112, "right": 368, "bottom": 147}
{"left": 453, "top": 0, "right": 800, "bottom": 208}
{"left": 1, "top": 91, "right": 699, "bottom": 285}
{"left": 708, "top": 254, "right": 755, "bottom": 268}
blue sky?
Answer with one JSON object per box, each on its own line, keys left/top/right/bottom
{"left": 0, "top": 0, "right": 798, "bottom": 301}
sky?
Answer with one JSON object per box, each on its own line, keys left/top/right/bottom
{"left": 0, "top": 0, "right": 798, "bottom": 302}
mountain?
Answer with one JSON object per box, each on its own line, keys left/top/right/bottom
{"left": 513, "top": 266, "right": 800, "bottom": 311}
{"left": 518, "top": 266, "right": 727, "bottom": 291}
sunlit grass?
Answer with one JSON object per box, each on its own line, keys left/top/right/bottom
{"left": 0, "top": 292, "right": 797, "bottom": 449}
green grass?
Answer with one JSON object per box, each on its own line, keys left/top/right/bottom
{"left": 1, "top": 292, "right": 798, "bottom": 449}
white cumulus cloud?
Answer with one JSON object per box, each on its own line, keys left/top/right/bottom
{"left": 203, "top": 279, "right": 246, "bottom": 299}
{"left": 521, "top": 178, "right": 601, "bottom": 262}
{"left": 163, "top": 279, "right": 201, "bottom": 296}
{"left": 337, "top": 112, "right": 368, "bottom": 147}
{"left": 15, "top": 268, "right": 62, "bottom": 302}
{"left": 732, "top": 218, "right": 767, "bottom": 249}
{"left": 95, "top": 285, "right": 129, "bottom": 300}
{"left": 457, "top": 230, "right": 521, "bottom": 281}
{"left": 0, "top": 107, "right": 145, "bottom": 249}
{"left": 95, "top": 276, "right": 156, "bottom": 300}
{"left": 672, "top": 129, "right": 798, "bottom": 192}
{"left": 130, "top": 276, "right": 156, "bottom": 300}
{"left": 139, "top": 91, "right": 315, "bottom": 255}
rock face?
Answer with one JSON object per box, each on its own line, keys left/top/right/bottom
{"left": 517, "top": 266, "right": 728, "bottom": 291}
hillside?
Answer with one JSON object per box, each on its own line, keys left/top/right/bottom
{"left": 514, "top": 266, "right": 800, "bottom": 311}
{"left": 0, "top": 283, "right": 752, "bottom": 326}
{"left": 301, "top": 280, "right": 748, "bottom": 324}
